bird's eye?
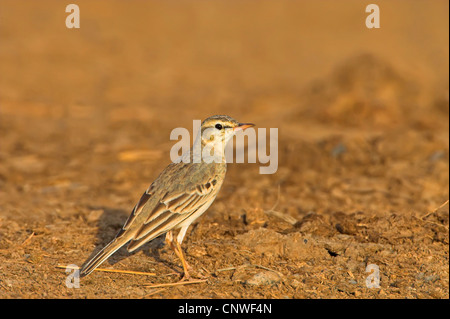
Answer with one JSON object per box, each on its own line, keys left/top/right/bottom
{"left": 215, "top": 123, "right": 223, "bottom": 130}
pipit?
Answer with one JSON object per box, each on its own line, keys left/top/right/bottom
{"left": 80, "top": 115, "right": 254, "bottom": 279}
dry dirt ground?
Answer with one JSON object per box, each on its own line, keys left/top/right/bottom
{"left": 0, "top": 1, "right": 448, "bottom": 299}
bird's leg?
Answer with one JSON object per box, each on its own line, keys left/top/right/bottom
{"left": 165, "top": 231, "right": 176, "bottom": 251}
{"left": 174, "top": 239, "right": 191, "bottom": 281}
{"left": 166, "top": 231, "right": 191, "bottom": 280}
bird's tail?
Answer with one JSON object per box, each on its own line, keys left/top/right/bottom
{"left": 80, "top": 234, "right": 132, "bottom": 277}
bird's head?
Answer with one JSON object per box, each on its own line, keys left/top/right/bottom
{"left": 200, "top": 115, "right": 254, "bottom": 149}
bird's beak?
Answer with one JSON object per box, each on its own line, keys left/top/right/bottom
{"left": 234, "top": 123, "right": 255, "bottom": 132}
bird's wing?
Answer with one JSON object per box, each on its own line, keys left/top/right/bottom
{"left": 123, "top": 177, "right": 220, "bottom": 252}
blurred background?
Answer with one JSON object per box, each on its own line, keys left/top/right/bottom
{"left": 0, "top": 1, "right": 448, "bottom": 298}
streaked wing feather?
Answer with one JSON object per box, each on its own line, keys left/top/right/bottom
{"left": 127, "top": 213, "right": 186, "bottom": 251}
{"left": 133, "top": 210, "right": 173, "bottom": 240}
{"left": 167, "top": 193, "right": 192, "bottom": 211}
{"left": 121, "top": 191, "right": 151, "bottom": 231}
{"left": 129, "top": 179, "right": 218, "bottom": 249}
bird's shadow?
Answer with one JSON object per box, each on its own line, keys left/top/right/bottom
{"left": 81, "top": 205, "right": 181, "bottom": 273}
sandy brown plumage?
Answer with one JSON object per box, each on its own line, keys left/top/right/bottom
{"left": 80, "top": 115, "right": 253, "bottom": 278}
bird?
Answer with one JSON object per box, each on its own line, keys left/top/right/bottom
{"left": 80, "top": 115, "right": 254, "bottom": 279}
